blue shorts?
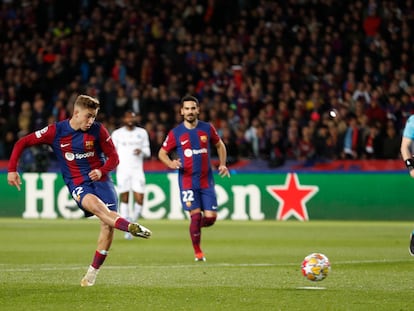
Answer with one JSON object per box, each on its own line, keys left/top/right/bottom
{"left": 180, "top": 187, "right": 218, "bottom": 212}
{"left": 68, "top": 180, "right": 118, "bottom": 217}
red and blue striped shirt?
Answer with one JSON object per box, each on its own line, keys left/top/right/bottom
{"left": 8, "top": 119, "right": 119, "bottom": 188}
{"left": 161, "top": 121, "right": 220, "bottom": 190}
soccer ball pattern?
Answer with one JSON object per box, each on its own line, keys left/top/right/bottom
{"left": 301, "top": 253, "right": 331, "bottom": 281}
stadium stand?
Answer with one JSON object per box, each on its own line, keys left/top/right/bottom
{"left": 0, "top": 0, "right": 413, "bottom": 171}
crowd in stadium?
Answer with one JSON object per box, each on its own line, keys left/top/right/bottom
{"left": 0, "top": 0, "right": 413, "bottom": 169}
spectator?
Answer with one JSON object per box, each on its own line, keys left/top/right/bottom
{"left": 313, "top": 125, "right": 332, "bottom": 162}
{"left": 365, "top": 98, "right": 387, "bottom": 125}
{"left": 363, "top": 8, "right": 381, "bottom": 44}
{"left": 298, "top": 126, "right": 316, "bottom": 165}
{"left": 114, "top": 85, "right": 129, "bottom": 118}
{"left": 17, "top": 101, "right": 32, "bottom": 138}
{"left": 218, "top": 126, "right": 239, "bottom": 165}
{"left": 285, "top": 120, "right": 300, "bottom": 161}
{"left": 244, "top": 117, "right": 260, "bottom": 158}
{"left": 362, "top": 123, "right": 382, "bottom": 159}
{"left": 326, "top": 122, "right": 342, "bottom": 160}
{"left": 342, "top": 113, "right": 362, "bottom": 159}
{"left": 31, "top": 97, "right": 48, "bottom": 131}
{"left": 267, "top": 128, "right": 285, "bottom": 168}
{"left": 51, "top": 99, "right": 68, "bottom": 122}
{"left": 352, "top": 82, "right": 371, "bottom": 105}
{"left": 382, "top": 123, "right": 401, "bottom": 159}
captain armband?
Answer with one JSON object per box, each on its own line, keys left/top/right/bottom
{"left": 405, "top": 158, "right": 414, "bottom": 171}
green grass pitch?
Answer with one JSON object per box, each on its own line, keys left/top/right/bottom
{"left": 0, "top": 218, "right": 413, "bottom": 311}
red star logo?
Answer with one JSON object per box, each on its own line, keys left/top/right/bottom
{"left": 266, "top": 173, "right": 319, "bottom": 221}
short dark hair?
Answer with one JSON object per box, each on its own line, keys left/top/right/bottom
{"left": 180, "top": 95, "right": 199, "bottom": 106}
{"left": 124, "top": 110, "right": 136, "bottom": 117}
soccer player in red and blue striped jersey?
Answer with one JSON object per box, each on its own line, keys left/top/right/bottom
{"left": 158, "top": 95, "right": 230, "bottom": 261}
{"left": 7, "top": 95, "right": 151, "bottom": 286}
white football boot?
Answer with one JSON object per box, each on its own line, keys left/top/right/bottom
{"left": 80, "top": 265, "right": 99, "bottom": 287}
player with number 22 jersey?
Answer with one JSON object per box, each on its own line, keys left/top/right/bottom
{"left": 159, "top": 95, "right": 230, "bottom": 262}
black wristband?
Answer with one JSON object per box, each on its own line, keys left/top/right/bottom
{"left": 405, "top": 158, "right": 414, "bottom": 171}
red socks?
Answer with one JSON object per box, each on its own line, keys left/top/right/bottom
{"left": 189, "top": 213, "right": 217, "bottom": 254}
{"left": 114, "top": 217, "right": 130, "bottom": 232}
{"left": 91, "top": 250, "right": 108, "bottom": 269}
{"left": 190, "top": 213, "right": 202, "bottom": 254}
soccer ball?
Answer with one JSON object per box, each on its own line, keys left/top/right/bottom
{"left": 301, "top": 253, "right": 331, "bottom": 282}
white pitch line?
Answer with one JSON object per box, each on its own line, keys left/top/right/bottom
{"left": 0, "top": 258, "right": 410, "bottom": 273}
{"left": 296, "top": 286, "right": 326, "bottom": 290}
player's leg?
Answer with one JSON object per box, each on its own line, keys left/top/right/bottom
{"left": 117, "top": 172, "right": 134, "bottom": 239}
{"left": 180, "top": 189, "right": 205, "bottom": 261}
{"left": 132, "top": 191, "right": 144, "bottom": 221}
{"left": 81, "top": 221, "right": 114, "bottom": 287}
{"left": 74, "top": 181, "right": 151, "bottom": 238}
{"left": 200, "top": 188, "right": 218, "bottom": 227}
{"left": 119, "top": 191, "right": 133, "bottom": 240}
{"left": 191, "top": 209, "right": 216, "bottom": 262}
{"left": 81, "top": 193, "right": 151, "bottom": 238}
{"left": 191, "top": 188, "right": 219, "bottom": 261}
{"left": 77, "top": 182, "right": 151, "bottom": 286}
{"left": 201, "top": 209, "right": 217, "bottom": 227}
{"left": 131, "top": 175, "right": 145, "bottom": 221}
{"left": 117, "top": 171, "right": 131, "bottom": 219}
{"left": 189, "top": 207, "right": 205, "bottom": 261}
{"left": 119, "top": 191, "right": 130, "bottom": 219}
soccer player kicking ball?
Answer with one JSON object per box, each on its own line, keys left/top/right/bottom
{"left": 158, "top": 95, "right": 230, "bottom": 262}
{"left": 7, "top": 95, "right": 151, "bottom": 286}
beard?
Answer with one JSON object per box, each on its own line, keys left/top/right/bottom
{"left": 184, "top": 114, "right": 196, "bottom": 123}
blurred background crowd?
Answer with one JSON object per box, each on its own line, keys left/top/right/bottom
{"left": 0, "top": 0, "right": 413, "bottom": 170}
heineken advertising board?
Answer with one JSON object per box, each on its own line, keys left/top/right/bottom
{"left": 0, "top": 172, "right": 409, "bottom": 220}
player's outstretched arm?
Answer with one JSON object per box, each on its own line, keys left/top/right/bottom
{"left": 7, "top": 132, "right": 47, "bottom": 191}
{"left": 7, "top": 125, "right": 55, "bottom": 189}
{"left": 7, "top": 172, "right": 22, "bottom": 191}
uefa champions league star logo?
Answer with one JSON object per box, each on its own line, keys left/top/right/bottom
{"left": 266, "top": 173, "right": 319, "bottom": 221}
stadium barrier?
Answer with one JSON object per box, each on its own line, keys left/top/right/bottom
{"left": 0, "top": 171, "right": 409, "bottom": 220}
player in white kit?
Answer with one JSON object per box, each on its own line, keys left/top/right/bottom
{"left": 112, "top": 111, "right": 151, "bottom": 239}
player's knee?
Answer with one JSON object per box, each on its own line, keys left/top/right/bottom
{"left": 202, "top": 216, "right": 216, "bottom": 227}
{"left": 191, "top": 212, "right": 202, "bottom": 222}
